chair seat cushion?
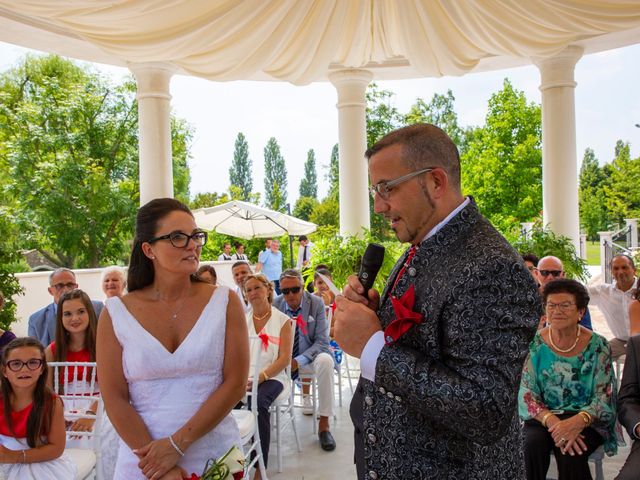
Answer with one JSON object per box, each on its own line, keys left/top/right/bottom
{"left": 66, "top": 448, "right": 96, "bottom": 479}
{"left": 231, "top": 410, "right": 256, "bottom": 439}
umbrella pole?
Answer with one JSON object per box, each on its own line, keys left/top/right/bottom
{"left": 289, "top": 235, "right": 294, "bottom": 268}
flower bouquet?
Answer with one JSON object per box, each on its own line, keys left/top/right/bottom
{"left": 183, "top": 445, "right": 245, "bottom": 480}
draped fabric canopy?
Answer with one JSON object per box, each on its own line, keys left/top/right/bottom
{"left": 1, "top": 1, "right": 640, "bottom": 84}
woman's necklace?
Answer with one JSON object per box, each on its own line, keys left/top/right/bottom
{"left": 156, "top": 287, "right": 191, "bottom": 320}
{"left": 253, "top": 308, "right": 271, "bottom": 323}
{"left": 548, "top": 325, "right": 580, "bottom": 353}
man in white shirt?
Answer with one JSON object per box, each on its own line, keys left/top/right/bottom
{"left": 217, "top": 242, "right": 233, "bottom": 261}
{"left": 296, "top": 235, "right": 312, "bottom": 270}
{"left": 588, "top": 253, "right": 637, "bottom": 359}
{"left": 231, "top": 242, "right": 248, "bottom": 261}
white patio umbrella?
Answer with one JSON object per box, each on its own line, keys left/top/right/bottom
{"left": 192, "top": 200, "right": 317, "bottom": 266}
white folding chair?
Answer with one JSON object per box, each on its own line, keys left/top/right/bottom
{"left": 292, "top": 373, "right": 319, "bottom": 433}
{"left": 231, "top": 336, "right": 268, "bottom": 480}
{"left": 270, "top": 366, "right": 301, "bottom": 473}
{"left": 49, "top": 361, "right": 102, "bottom": 480}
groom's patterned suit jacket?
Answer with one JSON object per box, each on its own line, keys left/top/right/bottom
{"left": 352, "top": 198, "right": 540, "bottom": 479}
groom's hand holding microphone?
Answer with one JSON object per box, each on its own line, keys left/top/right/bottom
{"left": 334, "top": 244, "right": 385, "bottom": 358}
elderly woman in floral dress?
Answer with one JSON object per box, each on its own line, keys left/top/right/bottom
{"left": 518, "top": 278, "right": 617, "bottom": 480}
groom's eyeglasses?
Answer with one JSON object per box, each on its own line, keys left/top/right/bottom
{"left": 281, "top": 286, "right": 302, "bottom": 295}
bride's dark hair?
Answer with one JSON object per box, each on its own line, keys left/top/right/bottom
{"left": 127, "top": 198, "right": 194, "bottom": 292}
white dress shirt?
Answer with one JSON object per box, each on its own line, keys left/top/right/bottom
{"left": 588, "top": 277, "right": 637, "bottom": 341}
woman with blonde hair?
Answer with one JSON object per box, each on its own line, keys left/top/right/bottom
{"left": 242, "top": 273, "right": 293, "bottom": 479}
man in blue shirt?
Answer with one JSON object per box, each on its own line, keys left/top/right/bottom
{"left": 257, "top": 239, "right": 283, "bottom": 294}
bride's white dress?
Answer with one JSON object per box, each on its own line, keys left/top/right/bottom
{"left": 105, "top": 286, "right": 241, "bottom": 479}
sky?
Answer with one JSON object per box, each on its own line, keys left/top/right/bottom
{"left": 1, "top": 40, "right": 639, "bottom": 203}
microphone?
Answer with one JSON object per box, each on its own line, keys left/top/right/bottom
{"left": 358, "top": 243, "right": 385, "bottom": 296}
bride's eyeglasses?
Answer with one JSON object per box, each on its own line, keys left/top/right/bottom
{"left": 148, "top": 230, "right": 208, "bottom": 248}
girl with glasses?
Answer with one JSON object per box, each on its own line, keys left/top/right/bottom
{"left": 0, "top": 337, "right": 75, "bottom": 479}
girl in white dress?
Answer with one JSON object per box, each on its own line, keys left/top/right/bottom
{"left": 97, "top": 198, "right": 249, "bottom": 480}
{"left": 0, "top": 337, "right": 76, "bottom": 480}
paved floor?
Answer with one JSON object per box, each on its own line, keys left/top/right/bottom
{"left": 261, "top": 268, "right": 634, "bottom": 480}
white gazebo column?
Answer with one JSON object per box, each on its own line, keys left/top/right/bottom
{"left": 329, "top": 69, "right": 373, "bottom": 237}
{"left": 535, "top": 46, "right": 583, "bottom": 251}
{"left": 130, "top": 62, "right": 176, "bottom": 205}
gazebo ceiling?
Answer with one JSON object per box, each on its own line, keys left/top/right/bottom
{"left": 1, "top": 1, "right": 640, "bottom": 85}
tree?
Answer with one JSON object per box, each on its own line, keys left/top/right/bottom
{"left": 229, "top": 132, "right": 253, "bottom": 201}
{"left": 0, "top": 54, "right": 192, "bottom": 268}
{"left": 299, "top": 149, "right": 318, "bottom": 199}
{"left": 579, "top": 148, "right": 609, "bottom": 239}
{"left": 263, "top": 137, "right": 287, "bottom": 212}
{"left": 326, "top": 143, "right": 339, "bottom": 200}
{"left": 604, "top": 140, "right": 640, "bottom": 226}
{"left": 404, "top": 90, "right": 465, "bottom": 152}
{"left": 190, "top": 191, "right": 230, "bottom": 210}
{"left": 309, "top": 198, "right": 339, "bottom": 228}
{"left": 171, "top": 116, "right": 193, "bottom": 205}
{"left": 366, "top": 83, "right": 401, "bottom": 148}
{"left": 0, "top": 211, "right": 24, "bottom": 330}
{"left": 293, "top": 196, "right": 319, "bottom": 221}
{"left": 460, "top": 79, "right": 542, "bottom": 233}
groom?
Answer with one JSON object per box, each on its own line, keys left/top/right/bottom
{"left": 335, "top": 124, "right": 539, "bottom": 479}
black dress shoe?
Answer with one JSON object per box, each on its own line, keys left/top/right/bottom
{"left": 319, "top": 430, "right": 336, "bottom": 451}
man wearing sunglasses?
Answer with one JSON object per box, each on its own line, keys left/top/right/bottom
{"left": 28, "top": 267, "right": 103, "bottom": 346}
{"left": 535, "top": 255, "right": 592, "bottom": 329}
{"left": 273, "top": 269, "right": 335, "bottom": 451}
{"left": 334, "top": 124, "right": 539, "bottom": 479}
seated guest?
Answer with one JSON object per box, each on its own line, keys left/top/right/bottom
{"left": 617, "top": 335, "right": 640, "bottom": 479}
{"left": 535, "top": 256, "right": 592, "bottom": 330}
{"left": 28, "top": 268, "right": 103, "bottom": 347}
{"left": 101, "top": 266, "right": 127, "bottom": 299}
{"left": 519, "top": 279, "right": 617, "bottom": 480}
{"left": 195, "top": 264, "right": 217, "bottom": 285}
{"left": 313, "top": 269, "right": 342, "bottom": 366}
{"left": 242, "top": 274, "right": 293, "bottom": 480}
{"left": 626, "top": 266, "right": 640, "bottom": 337}
{"left": 522, "top": 253, "right": 539, "bottom": 285}
{"left": 44, "top": 289, "right": 117, "bottom": 480}
{"left": 231, "top": 261, "right": 252, "bottom": 312}
{"left": 0, "top": 337, "right": 76, "bottom": 479}
{"left": 590, "top": 254, "right": 637, "bottom": 360}
{"left": 0, "top": 292, "right": 17, "bottom": 355}
{"left": 273, "top": 269, "right": 336, "bottom": 451}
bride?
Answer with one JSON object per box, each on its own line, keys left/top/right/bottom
{"left": 97, "top": 198, "right": 249, "bottom": 480}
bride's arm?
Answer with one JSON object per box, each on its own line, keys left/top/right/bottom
{"left": 136, "top": 290, "right": 250, "bottom": 478}
{"left": 96, "top": 307, "right": 154, "bottom": 450}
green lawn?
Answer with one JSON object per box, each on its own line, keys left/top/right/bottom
{"left": 585, "top": 241, "right": 600, "bottom": 265}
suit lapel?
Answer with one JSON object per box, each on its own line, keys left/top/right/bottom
{"left": 47, "top": 303, "right": 56, "bottom": 344}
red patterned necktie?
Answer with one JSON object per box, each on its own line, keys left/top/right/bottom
{"left": 391, "top": 245, "right": 418, "bottom": 294}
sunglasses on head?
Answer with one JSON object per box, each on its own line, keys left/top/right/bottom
{"left": 539, "top": 270, "right": 562, "bottom": 277}
{"left": 281, "top": 286, "right": 302, "bottom": 295}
